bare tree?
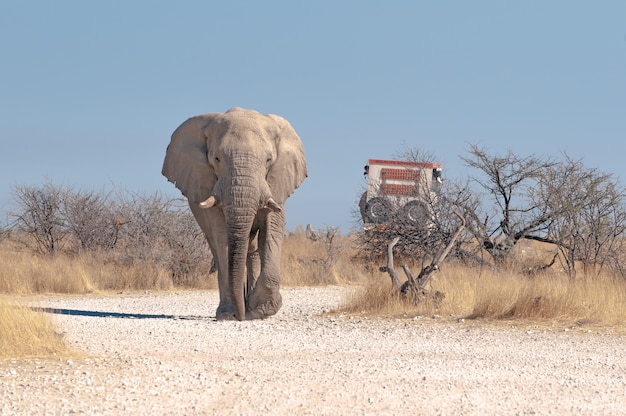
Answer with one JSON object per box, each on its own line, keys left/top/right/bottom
{"left": 60, "top": 187, "right": 122, "bottom": 253}
{"left": 534, "top": 156, "right": 626, "bottom": 278}
{"left": 10, "top": 181, "right": 65, "bottom": 254}
{"left": 393, "top": 143, "right": 439, "bottom": 172}
{"left": 113, "top": 191, "right": 213, "bottom": 284}
{"left": 317, "top": 225, "right": 343, "bottom": 273}
{"left": 0, "top": 226, "right": 9, "bottom": 245}
{"left": 7, "top": 181, "right": 215, "bottom": 284}
{"left": 356, "top": 145, "right": 477, "bottom": 273}
{"left": 0, "top": 210, "right": 10, "bottom": 245}
{"left": 460, "top": 144, "right": 557, "bottom": 265}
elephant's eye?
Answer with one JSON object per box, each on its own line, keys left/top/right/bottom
{"left": 214, "top": 156, "right": 220, "bottom": 164}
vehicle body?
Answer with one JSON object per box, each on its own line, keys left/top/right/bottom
{"left": 361, "top": 159, "right": 443, "bottom": 228}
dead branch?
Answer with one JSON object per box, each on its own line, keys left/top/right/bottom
{"left": 414, "top": 211, "right": 466, "bottom": 288}
{"left": 383, "top": 211, "right": 466, "bottom": 302}
{"left": 381, "top": 236, "right": 401, "bottom": 289}
{"left": 522, "top": 252, "right": 558, "bottom": 276}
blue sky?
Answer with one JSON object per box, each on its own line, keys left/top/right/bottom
{"left": 1, "top": 1, "right": 625, "bottom": 232}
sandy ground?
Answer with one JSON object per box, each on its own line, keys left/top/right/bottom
{"left": 2, "top": 286, "right": 626, "bottom": 415}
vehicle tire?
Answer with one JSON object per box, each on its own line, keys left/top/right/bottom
{"left": 401, "top": 200, "right": 430, "bottom": 226}
{"left": 364, "top": 197, "right": 391, "bottom": 223}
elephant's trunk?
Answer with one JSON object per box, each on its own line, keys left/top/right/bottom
{"left": 228, "top": 225, "right": 250, "bottom": 321}
{"left": 225, "top": 183, "right": 259, "bottom": 321}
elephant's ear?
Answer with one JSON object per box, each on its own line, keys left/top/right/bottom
{"left": 266, "top": 115, "right": 308, "bottom": 204}
{"left": 162, "top": 114, "right": 217, "bottom": 204}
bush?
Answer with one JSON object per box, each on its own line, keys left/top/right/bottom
{"left": 6, "top": 183, "right": 214, "bottom": 287}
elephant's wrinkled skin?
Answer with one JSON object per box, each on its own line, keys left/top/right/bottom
{"left": 162, "top": 108, "right": 307, "bottom": 320}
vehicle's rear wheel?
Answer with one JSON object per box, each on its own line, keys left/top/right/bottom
{"left": 401, "top": 200, "right": 430, "bottom": 226}
{"left": 364, "top": 197, "right": 391, "bottom": 223}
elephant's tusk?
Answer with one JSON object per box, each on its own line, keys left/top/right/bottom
{"left": 266, "top": 197, "right": 282, "bottom": 212}
{"left": 199, "top": 196, "right": 217, "bottom": 209}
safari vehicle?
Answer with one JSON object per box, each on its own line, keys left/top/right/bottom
{"left": 361, "top": 159, "right": 443, "bottom": 229}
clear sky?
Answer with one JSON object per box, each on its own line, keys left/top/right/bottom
{"left": 1, "top": 1, "right": 625, "bottom": 232}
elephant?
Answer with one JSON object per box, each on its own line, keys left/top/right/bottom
{"left": 162, "top": 107, "right": 307, "bottom": 321}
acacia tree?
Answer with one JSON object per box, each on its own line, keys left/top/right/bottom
{"left": 61, "top": 187, "right": 122, "bottom": 253}
{"left": 114, "top": 191, "right": 212, "bottom": 283}
{"left": 8, "top": 183, "right": 214, "bottom": 283}
{"left": 533, "top": 156, "right": 626, "bottom": 278}
{"left": 11, "top": 181, "right": 65, "bottom": 254}
{"left": 460, "top": 144, "right": 557, "bottom": 265}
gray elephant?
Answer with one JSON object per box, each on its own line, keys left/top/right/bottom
{"left": 162, "top": 107, "right": 307, "bottom": 321}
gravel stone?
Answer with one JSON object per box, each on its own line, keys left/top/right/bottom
{"left": 1, "top": 287, "right": 625, "bottom": 415}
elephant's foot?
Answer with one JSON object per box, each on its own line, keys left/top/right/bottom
{"left": 246, "top": 292, "right": 282, "bottom": 320}
{"left": 215, "top": 295, "right": 282, "bottom": 320}
{"left": 215, "top": 304, "right": 237, "bottom": 321}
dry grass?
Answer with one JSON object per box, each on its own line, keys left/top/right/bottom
{"left": 2, "top": 234, "right": 626, "bottom": 360}
{"left": 0, "top": 296, "right": 73, "bottom": 359}
{"left": 339, "top": 262, "right": 626, "bottom": 329}
{"left": 0, "top": 249, "right": 95, "bottom": 294}
{"left": 281, "top": 232, "right": 367, "bottom": 286}
{"left": 0, "top": 245, "right": 218, "bottom": 295}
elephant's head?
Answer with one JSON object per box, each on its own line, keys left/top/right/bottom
{"left": 162, "top": 107, "right": 307, "bottom": 320}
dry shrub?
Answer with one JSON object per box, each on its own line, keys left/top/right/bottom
{"left": 0, "top": 296, "right": 72, "bottom": 358}
{"left": 465, "top": 270, "right": 626, "bottom": 324}
{"left": 338, "top": 263, "right": 470, "bottom": 318}
{"left": 4, "top": 223, "right": 626, "bottom": 329}
{"left": 84, "top": 251, "right": 216, "bottom": 291}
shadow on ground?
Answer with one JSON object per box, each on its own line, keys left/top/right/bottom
{"left": 32, "top": 307, "right": 212, "bottom": 321}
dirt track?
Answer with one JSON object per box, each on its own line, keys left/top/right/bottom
{"left": 2, "top": 287, "right": 625, "bottom": 415}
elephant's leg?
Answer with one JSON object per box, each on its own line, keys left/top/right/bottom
{"left": 246, "top": 233, "right": 260, "bottom": 302}
{"left": 189, "top": 204, "right": 235, "bottom": 320}
{"left": 247, "top": 210, "right": 284, "bottom": 319}
{"left": 214, "top": 237, "right": 237, "bottom": 320}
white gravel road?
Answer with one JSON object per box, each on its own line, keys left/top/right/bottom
{"left": 2, "top": 286, "right": 626, "bottom": 415}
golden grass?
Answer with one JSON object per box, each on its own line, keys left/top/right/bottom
{"left": 0, "top": 249, "right": 183, "bottom": 295}
{"left": 0, "top": 296, "right": 72, "bottom": 358}
{"left": 281, "top": 232, "right": 367, "bottom": 286}
{"left": 0, "top": 250, "right": 95, "bottom": 294}
{"left": 339, "top": 262, "right": 626, "bottom": 329}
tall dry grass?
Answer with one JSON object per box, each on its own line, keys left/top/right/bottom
{"left": 0, "top": 296, "right": 72, "bottom": 358}
{"left": 281, "top": 231, "right": 367, "bottom": 286}
{"left": 0, "top": 244, "right": 217, "bottom": 295}
{"left": 340, "top": 262, "right": 626, "bottom": 328}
